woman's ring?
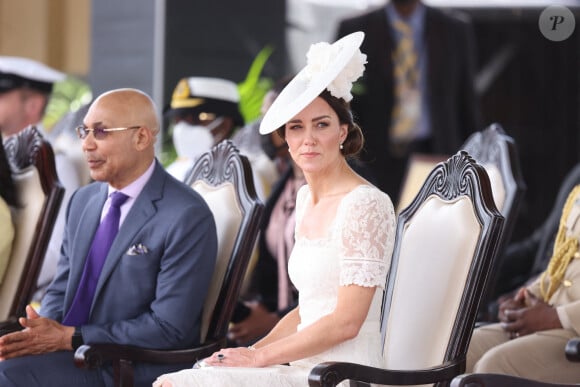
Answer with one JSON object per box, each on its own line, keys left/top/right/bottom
{"left": 217, "top": 353, "right": 225, "bottom": 362}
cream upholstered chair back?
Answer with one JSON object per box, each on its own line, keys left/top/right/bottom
{"left": 383, "top": 151, "right": 504, "bottom": 374}
{"left": 384, "top": 195, "right": 479, "bottom": 370}
{"left": 0, "top": 126, "right": 64, "bottom": 321}
{"left": 461, "top": 123, "right": 526, "bottom": 320}
{"left": 191, "top": 178, "right": 240, "bottom": 342}
{"left": 308, "top": 151, "right": 504, "bottom": 387}
{"left": 184, "top": 139, "right": 263, "bottom": 343}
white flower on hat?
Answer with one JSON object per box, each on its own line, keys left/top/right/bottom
{"left": 302, "top": 40, "right": 367, "bottom": 102}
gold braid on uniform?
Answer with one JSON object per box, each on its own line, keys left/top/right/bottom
{"left": 540, "top": 184, "right": 580, "bottom": 302}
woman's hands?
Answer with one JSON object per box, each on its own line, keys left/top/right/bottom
{"left": 203, "top": 346, "right": 262, "bottom": 367}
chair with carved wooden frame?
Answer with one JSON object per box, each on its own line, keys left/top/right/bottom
{"left": 73, "top": 139, "right": 264, "bottom": 387}
{"left": 461, "top": 123, "right": 526, "bottom": 321}
{"left": 308, "top": 151, "right": 504, "bottom": 387}
{"left": 0, "top": 125, "right": 64, "bottom": 332}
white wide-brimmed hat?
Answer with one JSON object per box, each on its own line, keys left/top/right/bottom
{"left": 0, "top": 56, "right": 65, "bottom": 94}
{"left": 259, "top": 31, "right": 366, "bottom": 135}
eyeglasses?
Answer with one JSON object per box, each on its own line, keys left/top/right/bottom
{"left": 75, "top": 125, "right": 141, "bottom": 140}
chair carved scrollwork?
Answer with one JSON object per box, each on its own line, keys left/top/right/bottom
{"left": 0, "top": 125, "right": 64, "bottom": 329}
{"left": 74, "top": 139, "right": 264, "bottom": 387}
{"left": 309, "top": 150, "right": 504, "bottom": 387}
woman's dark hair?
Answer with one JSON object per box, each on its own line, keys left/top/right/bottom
{"left": 0, "top": 133, "right": 18, "bottom": 207}
{"left": 276, "top": 89, "right": 364, "bottom": 158}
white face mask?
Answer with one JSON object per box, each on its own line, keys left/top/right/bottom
{"left": 172, "top": 119, "right": 222, "bottom": 159}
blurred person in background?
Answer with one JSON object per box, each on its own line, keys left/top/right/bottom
{"left": 164, "top": 77, "right": 243, "bottom": 178}
{"left": 336, "top": 0, "right": 481, "bottom": 201}
{"left": 467, "top": 183, "right": 580, "bottom": 383}
{"left": 0, "top": 56, "right": 87, "bottom": 302}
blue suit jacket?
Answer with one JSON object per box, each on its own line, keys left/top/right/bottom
{"left": 40, "top": 160, "right": 217, "bottom": 383}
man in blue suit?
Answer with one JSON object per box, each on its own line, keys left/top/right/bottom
{"left": 0, "top": 88, "right": 218, "bottom": 386}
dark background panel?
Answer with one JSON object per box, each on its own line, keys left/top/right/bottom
{"left": 163, "top": 0, "right": 288, "bottom": 109}
{"left": 465, "top": 6, "right": 580, "bottom": 241}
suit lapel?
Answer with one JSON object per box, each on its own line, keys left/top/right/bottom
{"left": 91, "top": 162, "right": 165, "bottom": 310}
{"left": 67, "top": 185, "right": 108, "bottom": 298}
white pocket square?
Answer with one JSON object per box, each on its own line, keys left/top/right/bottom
{"left": 127, "top": 243, "right": 149, "bottom": 256}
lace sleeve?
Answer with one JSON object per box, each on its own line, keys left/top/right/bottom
{"left": 339, "top": 187, "right": 396, "bottom": 288}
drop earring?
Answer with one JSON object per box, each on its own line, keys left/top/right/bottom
{"left": 339, "top": 143, "right": 344, "bottom": 150}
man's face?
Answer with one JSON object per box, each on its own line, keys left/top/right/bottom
{"left": 80, "top": 94, "right": 146, "bottom": 189}
{"left": 0, "top": 89, "right": 30, "bottom": 136}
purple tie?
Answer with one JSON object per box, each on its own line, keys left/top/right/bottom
{"left": 63, "top": 191, "right": 129, "bottom": 326}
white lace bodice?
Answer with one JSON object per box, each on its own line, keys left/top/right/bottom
{"left": 289, "top": 184, "right": 396, "bottom": 366}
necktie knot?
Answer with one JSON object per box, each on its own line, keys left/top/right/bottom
{"left": 110, "top": 191, "right": 129, "bottom": 209}
{"left": 393, "top": 19, "right": 412, "bottom": 37}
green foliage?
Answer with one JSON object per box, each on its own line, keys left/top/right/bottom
{"left": 160, "top": 132, "right": 178, "bottom": 168}
{"left": 43, "top": 77, "right": 92, "bottom": 132}
{"left": 237, "top": 46, "right": 275, "bottom": 124}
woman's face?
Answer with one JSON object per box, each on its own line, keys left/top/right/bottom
{"left": 284, "top": 97, "right": 347, "bottom": 175}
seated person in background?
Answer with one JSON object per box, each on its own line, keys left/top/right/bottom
{"left": 165, "top": 76, "right": 244, "bottom": 181}
{"left": 486, "top": 163, "right": 580, "bottom": 320}
{"left": 0, "top": 132, "right": 17, "bottom": 283}
{"left": 0, "top": 57, "right": 85, "bottom": 303}
{"left": 466, "top": 183, "right": 580, "bottom": 383}
{"left": 0, "top": 88, "right": 218, "bottom": 387}
{"left": 229, "top": 130, "right": 305, "bottom": 346}
{"left": 154, "top": 31, "right": 397, "bottom": 387}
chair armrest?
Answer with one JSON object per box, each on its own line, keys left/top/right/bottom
{"left": 451, "top": 373, "right": 576, "bottom": 387}
{"left": 74, "top": 338, "right": 226, "bottom": 369}
{"left": 565, "top": 337, "right": 580, "bottom": 362}
{"left": 308, "top": 358, "right": 463, "bottom": 387}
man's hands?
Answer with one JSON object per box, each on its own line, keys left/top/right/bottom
{"left": 498, "top": 287, "right": 562, "bottom": 339}
{"left": 228, "top": 301, "right": 280, "bottom": 346}
{"left": 0, "top": 305, "right": 74, "bottom": 360}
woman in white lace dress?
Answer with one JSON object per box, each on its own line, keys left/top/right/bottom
{"left": 153, "top": 31, "right": 396, "bottom": 387}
